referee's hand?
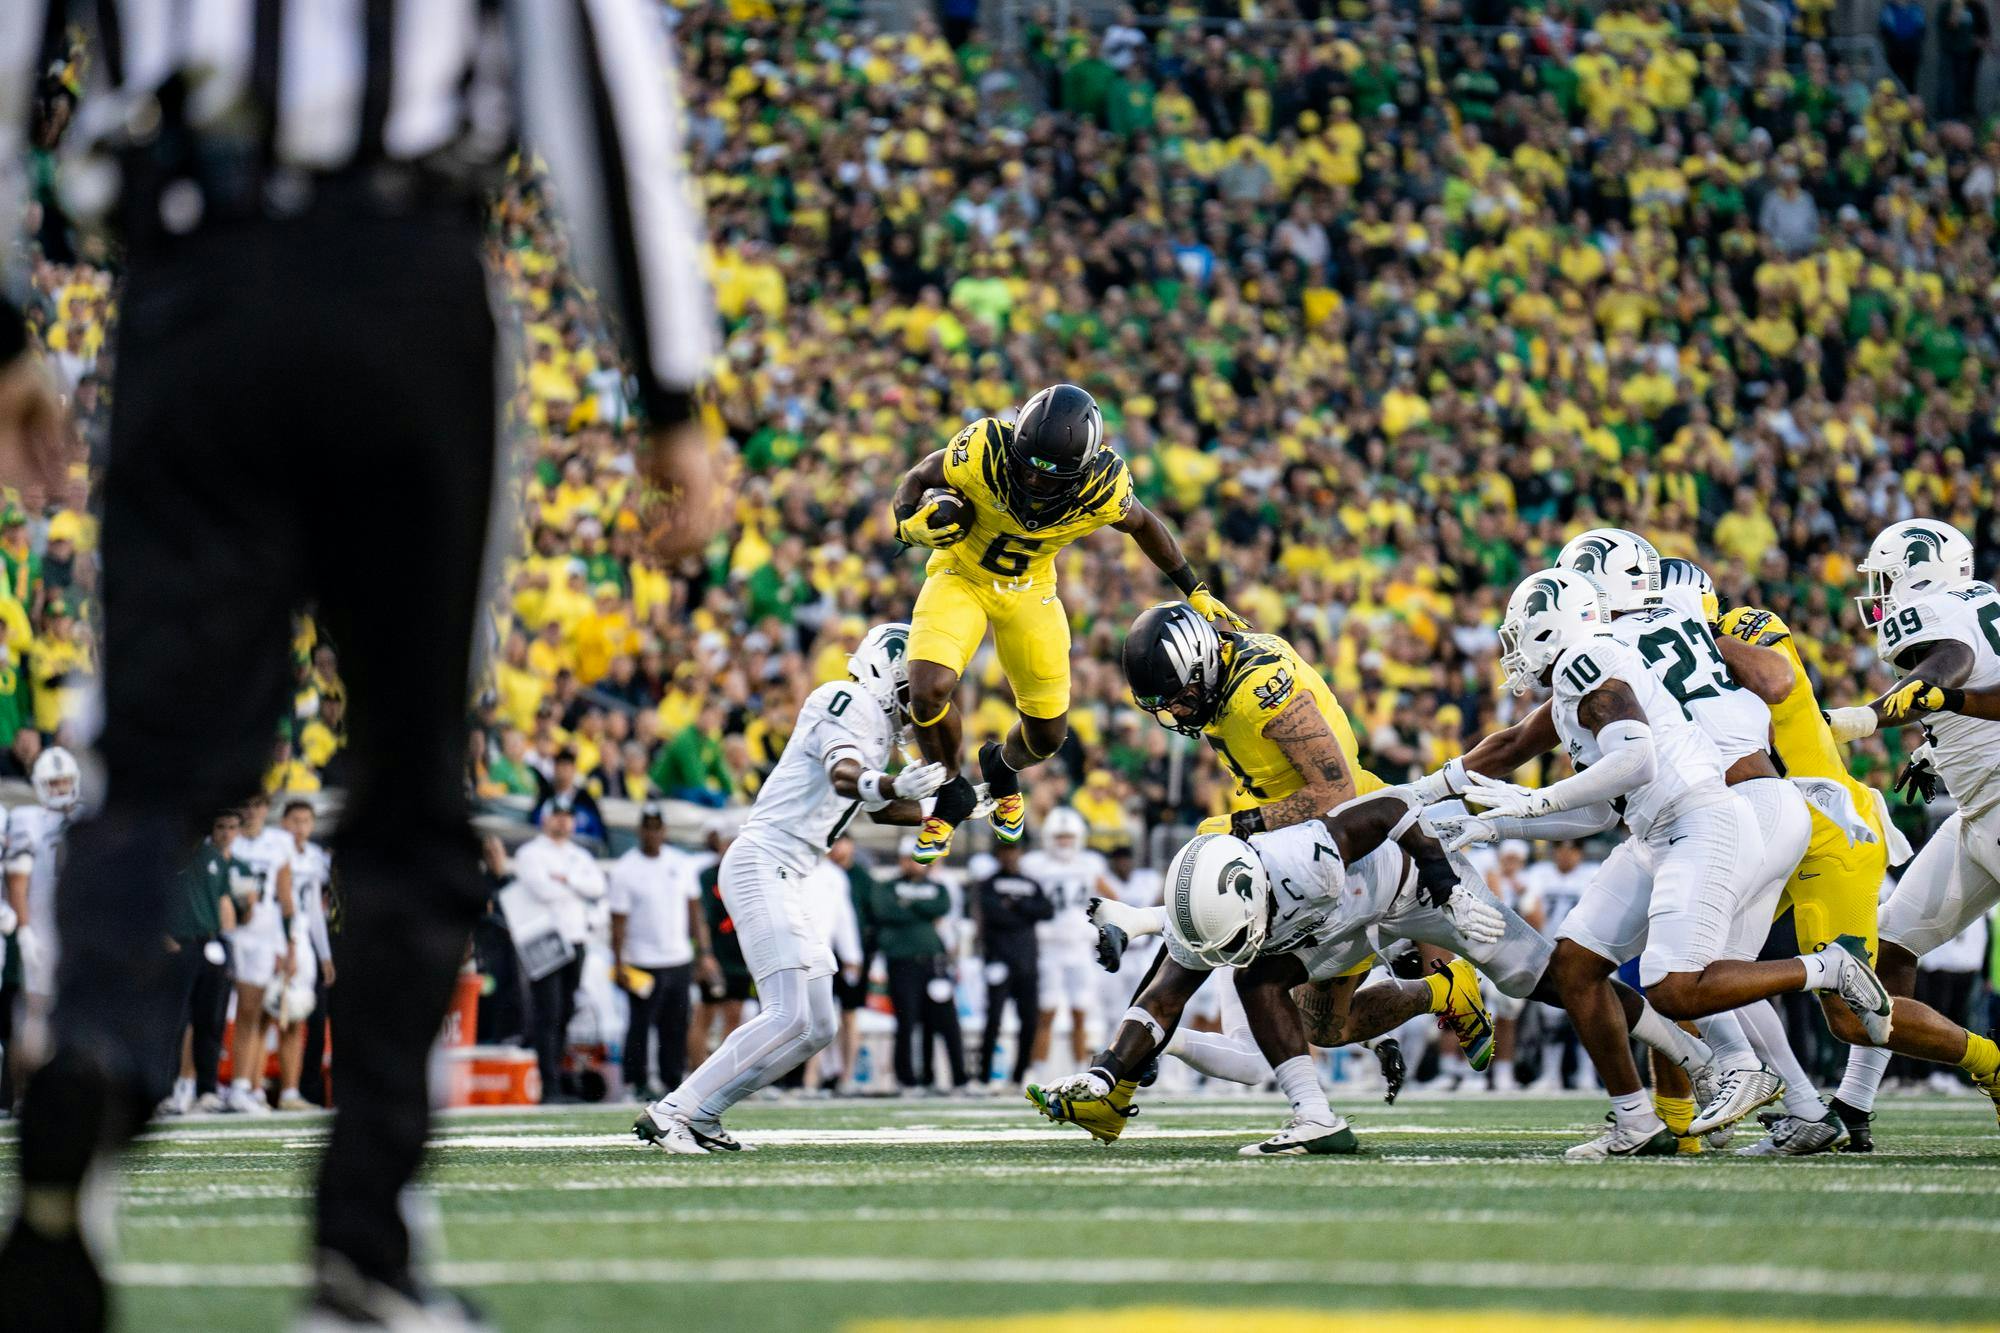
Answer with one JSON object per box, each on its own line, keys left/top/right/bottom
{"left": 641, "top": 420, "right": 728, "bottom": 561}
{"left": 0, "top": 356, "right": 68, "bottom": 493}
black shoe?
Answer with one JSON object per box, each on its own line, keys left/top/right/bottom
{"left": 977, "top": 741, "right": 1020, "bottom": 798}
{"left": 1374, "top": 1038, "right": 1406, "bottom": 1105}
{"left": 1829, "top": 1095, "right": 1875, "bottom": 1153}
{"left": 297, "top": 1250, "right": 491, "bottom": 1331}
{"left": 0, "top": 1217, "right": 107, "bottom": 1333}
{"left": 1138, "top": 1054, "right": 1161, "bottom": 1089}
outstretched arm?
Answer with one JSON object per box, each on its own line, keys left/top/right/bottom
{"left": 1828, "top": 640, "right": 1977, "bottom": 738}
{"left": 1408, "top": 701, "right": 1559, "bottom": 804}
{"left": 1083, "top": 953, "right": 1213, "bottom": 1087}
{"left": 1113, "top": 500, "right": 1245, "bottom": 627}
{"left": 1463, "top": 680, "right": 1655, "bottom": 818}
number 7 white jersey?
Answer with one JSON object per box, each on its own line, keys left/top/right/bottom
{"left": 1878, "top": 578, "right": 2000, "bottom": 820}
{"left": 1549, "top": 633, "right": 1727, "bottom": 839}
{"left": 1607, "top": 607, "right": 1772, "bottom": 765}
{"left": 738, "top": 680, "right": 899, "bottom": 872}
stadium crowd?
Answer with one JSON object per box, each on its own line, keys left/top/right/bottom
{"left": 6, "top": 0, "right": 2000, "bottom": 1096}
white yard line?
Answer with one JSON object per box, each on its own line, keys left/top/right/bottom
{"left": 112, "top": 1255, "right": 1992, "bottom": 1302}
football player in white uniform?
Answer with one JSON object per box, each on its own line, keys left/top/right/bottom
{"left": 1022, "top": 807, "right": 1116, "bottom": 1071}
{"left": 636, "top": 623, "right": 947, "bottom": 1154}
{"left": 223, "top": 792, "right": 296, "bottom": 1113}
{"left": 270, "top": 799, "right": 331, "bottom": 1111}
{"left": 1030, "top": 787, "right": 1534, "bottom": 1155}
{"left": 1415, "top": 568, "right": 1893, "bottom": 1157}
{"left": 1821, "top": 520, "right": 2000, "bottom": 1126}
{"left": 6, "top": 747, "right": 79, "bottom": 1012}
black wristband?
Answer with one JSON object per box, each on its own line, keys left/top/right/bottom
{"left": 1230, "top": 806, "right": 1266, "bottom": 839}
{"left": 1166, "top": 564, "right": 1200, "bottom": 596}
{"left": 1938, "top": 685, "right": 1967, "bottom": 714}
{"left": 1087, "top": 1058, "right": 1125, "bottom": 1087}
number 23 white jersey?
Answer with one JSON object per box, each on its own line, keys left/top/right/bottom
{"left": 1878, "top": 579, "right": 2000, "bottom": 820}
{"left": 740, "top": 680, "right": 899, "bottom": 872}
{"left": 1549, "top": 634, "right": 1727, "bottom": 840}
{"left": 1606, "top": 607, "right": 1772, "bottom": 765}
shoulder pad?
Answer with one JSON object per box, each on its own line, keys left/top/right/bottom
{"left": 1720, "top": 606, "right": 1787, "bottom": 646}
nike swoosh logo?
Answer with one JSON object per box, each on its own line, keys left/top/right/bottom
{"left": 1668, "top": 835, "right": 1687, "bottom": 845}
{"left": 1796, "top": 871, "right": 1820, "bottom": 879}
{"left": 1042, "top": 595, "right": 1058, "bottom": 605}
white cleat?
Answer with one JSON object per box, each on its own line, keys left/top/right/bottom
{"left": 1689, "top": 1063, "right": 1736, "bottom": 1148}
{"left": 225, "top": 1085, "right": 271, "bottom": 1115}
{"left": 684, "top": 1116, "right": 754, "bottom": 1153}
{"left": 1239, "top": 1115, "right": 1358, "bottom": 1156}
{"left": 1686, "top": 1065, "right": 1784, "bottom": 1138}
{"left": 632, "top": 1107, "right": 711, "bottom": 1155}
{"left": 1735, "top": 1111, "right": 1849, "bottom": 1157}
{"left": 1826, "top": 935, "right": 1895, "bottom": 1045}
{"left": 1563, "top": 1119, "right": 1679, "bottom": 1161}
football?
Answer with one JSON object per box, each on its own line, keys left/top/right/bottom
{"left": 921, "top": 485, "right": 971, "bottom": 545}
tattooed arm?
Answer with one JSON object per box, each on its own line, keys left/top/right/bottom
{"left": 1238, "top": 694, "right": 1358, "bottom": 833}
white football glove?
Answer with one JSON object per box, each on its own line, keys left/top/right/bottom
{"left": 968, "top": 782, "right": 997, "bottom": 821}
{"left": 1824, "top": 705, "right": 1879, "bottom": 743}
{"left": 1405, "top": 758, "right": 1468, "bottom": 806}
{"left": 1444, "top": 882, "right": 1508, "bottom": 946}
{"left": 893, "top": 761, "right": 950, "bottom": 801}
{"left": 1054, "top": 1068, "right": 1113, "bottom": 1101}
{"left": 1420, "top": 808, "right": 1501, "bottom": 854}
{"left": 1461, "top": 772, "right": 1557, "bottom": 820}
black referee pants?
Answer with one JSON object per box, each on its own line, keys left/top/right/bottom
{"left": 979, "top": 941, "right": 1038, "bottom": 1084}
{"left": 22, "top": 203, "right": 496, "bottom": 1289}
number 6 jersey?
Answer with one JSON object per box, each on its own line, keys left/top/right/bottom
{"left": 1878, "top": 578, "right": 2000, "bottom": 820}
{"left": 738, "top": 680, "right": 901, "bottom": 873}
{"left": 931, "top": 417, "right": 1133, "bottom": 593}
{"left": 1549, "top": 633, "right": 1728, "bottom": 840}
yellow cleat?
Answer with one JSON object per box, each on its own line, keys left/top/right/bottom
{"left": 1026, "top": 1077, "right": 1140, "bottom": 1144}
{"left": 1433, "top": 959, "right": 1496, "bottom": 1072}
{"left": 911, "top": 815, "right": 955, "bottom": 864}
{"left": 989, "top": 791, "right": 1026, "bottom": 843}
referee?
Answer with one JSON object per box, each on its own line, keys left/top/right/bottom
{"left": 0, "top": 3, "right": 719, "bottom": 1328}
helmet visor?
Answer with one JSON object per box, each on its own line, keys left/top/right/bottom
{"left": 1132, "top": 680, "right": 1210, "bottom": 736}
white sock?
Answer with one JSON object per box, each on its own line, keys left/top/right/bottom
{"left": 280, "top": 1085, "right": 299, "bottom": 1099}
{"left": 231, "top": 1078, "right": 251, "bottom": 1094}
{"left": 1631, "top": 1000, "right": 1713, "bottom": 1071}
{"left": 1838, "top": 1045, "right": 1893, "bottom": 1112}
{"left": 1273, "top": 1055, "right": 1334, "bottom": 1124}
{"left": 1610, "top": 1088, "right": 1656, "bottom": 1128}
{"left": 1697, "top": 1011, "right": 1760, "bottom": 1074}
{"left": 1494, "top": 1059, "right": 1515, "bottom": 1085}
{"left": 173, "top": 1077, "right": 193, "bottom": 1100}
{"left": 1166, "top": 1028, "right": 1273, "bottom": 1086}
{"left": 1735, "top": 1001, "right": 1822, "bottom": 1120}
{"left": 1798, "top": 950, "right": 1842, "bottom": 992}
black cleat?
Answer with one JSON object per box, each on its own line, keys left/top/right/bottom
{"left": 1829, "top": 1095, "right": 1875, "bottom": 1153}
{"left": 1138, "top": 1055, "right": 1162, "bottom": 1089}
{"left": 1374, "top": 1038, "right": 1406, "bottom": 1104}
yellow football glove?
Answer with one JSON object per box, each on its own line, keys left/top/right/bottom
{"left": 1879, "top": 679, "right": 1956, "bottom": 723}
{"left": 1188, "top": 582, "right": 1248, "bottom": 630}
{"left": 894, "top": 494, "right": 967, "bottom": 549}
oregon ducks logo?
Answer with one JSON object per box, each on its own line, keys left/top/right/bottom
{"left": 1567, "top": 535, "right": 1617, "bottom": 574}
{"left": 1523, "top": 577, "right": 1562, "bottom": 617}
{"left": 1253, "top": 669, "right": 1294, "bottom": 711}
{"left": 1902, "top": 528, "right": 1945, "bottom": 568}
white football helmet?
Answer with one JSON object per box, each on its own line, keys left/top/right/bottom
{"left": 1499, "top": 568, "right": 1613, "bottom": 695}
{"left": 1557, "top": 528, "right": 1661, "bottom": 614}
{"left": 1042, "top": 806, "right": 1087, "bottom": 857}
{"left": 31, "top": 746, "right": 79, "bottom": 813}
{"left": 1856, "top": 519, "right": 1974, "bottom": 627}
{"left": 848, "top": 622, "right": 914, "bottom": 719}
{"left": 1163, "top": 832, "right": 1270, "bottom": 968}
{"left": 263, "top": 973, "right": 316, "bottom": 1024}
{"left": 1658, "top": 557, "right": 1719, "bottom": 625}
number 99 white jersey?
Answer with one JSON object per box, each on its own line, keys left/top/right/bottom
{"left": 1879, "top": 579, "right": 2000, "bottom": 820}
{"left": 1549, "top": 634, "right": 1727, "bottom": 839}
{"left": 738, "top": 680, "right": 899, "bottom": 873}
{"left": 1606, "top": 607, "right": 1772, "bottom": 765}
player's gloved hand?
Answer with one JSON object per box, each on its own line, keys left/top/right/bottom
{"left": 967, "top": 781, "right": 997, "bottom": 821}
{"left": 892, "top": 761, "right": 950, "bottom": 800}
{"left": 1187, "top": 582, "right": 1249, "bottom": 631}
{"left": 1444, "top": 882, "right": 1508, "bottom": 946}
{"left": 1420, "top": 808, "right": 1500, "bottom": 854}
{"left": 1406, "top": 758, "right": 1468, "bottom": 806}
{"left": 1878, "top": 680, "right": 1962, "bottom": 723}
{"left": 1461, "top": 772, "right": 1556, "bottom": 820}
{"left": 1053, "top": 1068, "right": 1113, "bottom": 1102}
{"left": 894, "top": 494, "right": 967, "bottom": 549}
{"left": 1893, "top": 745, "right": 1942, "bottom": 804}
{"left": 1823, "top": 705, "right": 1879, "bottom": 743}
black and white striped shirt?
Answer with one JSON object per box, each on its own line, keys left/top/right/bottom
{"left": 0, "top": 0, "right": 714, "bottom": 423}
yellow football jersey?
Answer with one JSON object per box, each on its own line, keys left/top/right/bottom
{"left": 1717, "top": 606, "right": 1847, "bottom": 782}
{"left": 930, "top": 417, "right": 1134, "bottom": 591}
{"left": 1203, "top": 632, "right": 1378, "bottom": 805}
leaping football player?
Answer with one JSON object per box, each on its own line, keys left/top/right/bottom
{"left": 890, "top": 384, "right": 1242, "bottom": 864}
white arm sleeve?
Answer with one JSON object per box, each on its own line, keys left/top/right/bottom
{"left": 1491, "top": 802, "right": 1622, "bottom": 841}
{"left": 1527, "top": 719, "right": 1656, "bottom": 813}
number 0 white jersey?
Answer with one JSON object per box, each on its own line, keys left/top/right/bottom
{"left": 1607, "top": 607, "right": 1772, "bottom": 764}
{"left": 1878, "top": 579, "right": 2000, "bottom": 820}
{"left": 739, "top": 680, "right": 900, "bottom": 872}
{"left": 1022, "top": 848, "right": 1109, "bottom": 955}
{"left": 1549, "top": 634, "right": 1728, "bottom": 839}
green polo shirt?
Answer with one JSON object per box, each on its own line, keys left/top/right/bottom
{"left": 167, "top": 839, "right": 239, "bottom": 941}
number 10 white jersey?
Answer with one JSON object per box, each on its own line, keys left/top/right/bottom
{"left": 738, "top": 680, "right": 899, "bottom": 872}
{"left": 1548, "top": 633, "right": 1727, "bottom": 840}
{"left": 1606, "top": 607, "right": 1773, "bottom": 765}
{"left": 1878, "top": 579, "right": 2000, "bottom": 821}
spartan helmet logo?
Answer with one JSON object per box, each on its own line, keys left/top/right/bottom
{"left": 1567, "top": 535, "right": 1617, "bottom": 575}
{"left": 1902, "top": 528, "right": 1945, "bottom": 568}
{"left": 1222, "top": 859, "right": 1256, "bottom": 901}
{"left": 881, "top": 629, "right": 907, "bottom": 661}
{"left": 1523, "top": 578, "right": 1561, "bottom": 617}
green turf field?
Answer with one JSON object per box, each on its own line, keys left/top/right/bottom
{"left": 38, "top": 1092, "right": 2000, "bottom": 1331}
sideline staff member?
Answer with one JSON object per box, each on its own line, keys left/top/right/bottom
{"left": 0, "top": 2, "right": 722, "bottom": 1326}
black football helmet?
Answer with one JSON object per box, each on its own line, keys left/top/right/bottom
{"left": 1009, "top": 384, "right": 1104, "bottom": 510}
{"left": 1123, "top": 602, "right": 1225, "bottom": 737}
